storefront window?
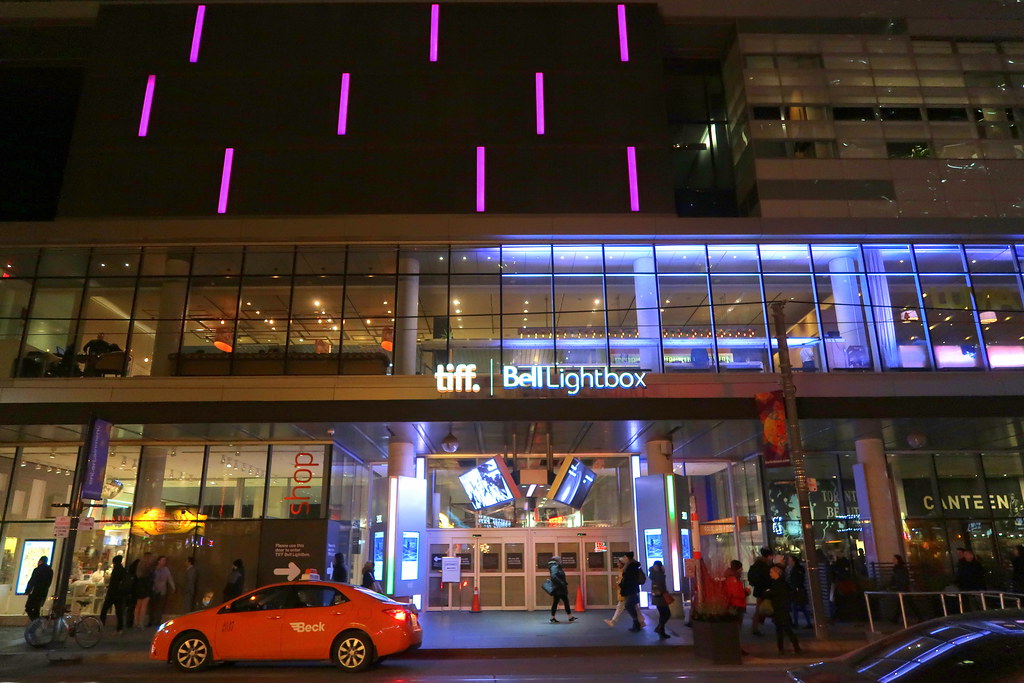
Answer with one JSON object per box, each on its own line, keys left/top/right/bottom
{"left": 201, "top": 446, "right": 267, "bottom": 519}
{"left": 710, "top": 275, "right": 769, "bottom": 371}
{"left": 6, "top": 446, "right": 78, "bottom": 521}
{"left": 266, "top": 445, "right": 326, "bottom": 520}
{"left": 0, "top": 521, "right": 66, "bottom": 616}
{"left": 0, "top": 448, "right": 13, "bottom": 521}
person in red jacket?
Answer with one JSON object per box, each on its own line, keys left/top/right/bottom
{"left": 724, "top": 559, "right": 752, "bottom": 655}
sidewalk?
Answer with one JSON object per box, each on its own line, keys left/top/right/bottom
{"left": 0, "top": 609, "right": 867, "bottom": 668}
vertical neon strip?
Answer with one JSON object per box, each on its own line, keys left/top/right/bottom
{"left": 190, "top": 5, "right": 206, "bottom": 63}
{"left": 627, "top": 146, "right": 639, "bottom": 211}
{"left": 386, "top": 476, "right": 398, "bottom": 594}
{"left": 535, "top": 72, "right": 545, "bottom": 135}
{"left": 617, "top": 4, "right": 629, "bottom": 62}
{"left": 476, "top": 146, "right": 486, "bottom": 212}
{"left": 429, "top": 4, "right": 439, "bottom": 62}
{"left": 666, "top": 475, "right": 682, "bottom": 592}
{"left": 138, "top": 75, "right": 156, "bottom": 137}
{"left": 337, "top": 73, "right": 351, "bottom": 135}
{"left": 630, "top": 454, "right": 641, "bottom": 569}
{"left": 217, "top": 147, "right": 234, "bottom": 214}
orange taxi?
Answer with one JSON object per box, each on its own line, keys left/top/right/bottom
{"left": 150, "top": 581, "right": 422, "bottom": 672}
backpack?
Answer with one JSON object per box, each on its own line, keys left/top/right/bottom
{"left": 629, "top": 563, "right": 646, "bottom": 587}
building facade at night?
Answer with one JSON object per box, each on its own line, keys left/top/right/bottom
{"left": 0, "top": 0, "right": 1023, "bottom": 617}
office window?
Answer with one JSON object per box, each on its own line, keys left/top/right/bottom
{"left": 926, "top": 108, "right": 969, "bottom": 122}
{"left": 886, "top": 141, "right": 932, "bottom": 159}
{"left": 752, "top": 106, "right": 782, "bottom": 120}
{"left": 833, "top": 107, "right": 876, "bottom": 122}
{"left": 776, "top": 54, "right": 823, "bottom": 69}
{"left": 879, "top": 107, "right": 922, "bottom": 121}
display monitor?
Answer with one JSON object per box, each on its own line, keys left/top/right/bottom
{"left": 550, "top": 457, "right": 597, "bottom": 508}
{"left": 458, "top": 457, "right": 520, "bottom": 510}
{"left": 16, "top": 540, "right": 55, "bottom": 595}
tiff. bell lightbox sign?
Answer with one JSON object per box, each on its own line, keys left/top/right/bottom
{"left": 435, "top": 362, "right": 648, "bottom": 397}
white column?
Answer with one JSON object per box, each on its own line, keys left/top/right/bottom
{"left": 151, "top": 255, "right": 190, "bottom": 376}
{"left": 634, "top": 257, "right": 661, "bottom": 372}
{"left": 134, "top": 446, "right": 169, "bottom": 513}
{"left": 645, "top": 439, "right": 674, "bottom": 476}
{"left": 828, "top": 257, "right": 867, "bottom": 370}
{"left": 394, "top": 258, "right": 420, "bottom": 375}
{"left": 387, "top": 440, "right": 416, "bottom": 479}
{"left": 852, "top": 421, "right": 902, "bottom": 567}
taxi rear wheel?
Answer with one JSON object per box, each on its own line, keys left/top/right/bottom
{"left": 332, "top": 631, "right": 373, "bottom": 672}
{"left": 171, "top": 632, "right": 212, "bottom": 672}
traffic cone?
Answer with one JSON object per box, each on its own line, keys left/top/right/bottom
{"left": 471, "top": 586, "right": 481, "bottom": 612}
{"left": 574, "top": 585, "right": 585, "bottom": 613}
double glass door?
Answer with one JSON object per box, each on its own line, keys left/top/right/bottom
{"left": 427, "top": 528, "right": 632, "bottom": 611}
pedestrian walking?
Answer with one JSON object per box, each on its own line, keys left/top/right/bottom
{"left": 183, "top": 556, "right": 198, "bottom": 612}
{"left": 132, "top": 552, "right": 155, "bottom": 629}
{"left": 222, "top": 559, "right": 245, "bottom": 603}
{"left": 649, "top": 560, "right": 672, "bottom": 639}
{"left": 620, "top": 551, "right": 646, "bottom": 632}
{"left": 150, "top": 555, "right": 176, "bottom": 626}
{"left": 1011, "top": 546, "right": 1024, "bottom": 594}
{"left": 604, "top": 555, "right": 629, "bottom": 627}
{"left": 546, "top": 556, "right": 576, "bottom": 623}
{"left": 748, "top": 547, "right": 772, "bottom": 635}
{"left": 889, "top": 554, "right": 922, "bottom": 623}
{"left": 786, "top": 555, "right": 812, "bottom": 628}
{"left": 100, "top": 555, "right": 128, "bottom": 633}
{"left": 24, "top": 556, "right": 53, "bottom": 622}
{"left": 765, "top": 564, "right": 802, "bottom": 655}
{"left": 331, "top": 553, "right": 349, "bottom": 583}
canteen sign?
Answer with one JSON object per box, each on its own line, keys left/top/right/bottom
{"left": 435, "top": 362, "right": 647, "bottom": 396}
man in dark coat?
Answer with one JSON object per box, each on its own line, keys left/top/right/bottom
{"left": 765, "top": 565, "right": 802, "bottom": 655}
{"left": 547, "top": 557, "right": 576, "bottom": 623}
{"left": 100, "top": 554, "right": 128, "bottom": 633}
{"left": 24, "top": 556, "right": 54, "bottom": 621}
{"left": 956, "top": 550, "right": 987, "bottom": 591}
{"left": 747, "top": 547, "right": 773, "bottom": 635}
{"left": 620, "top": 551, "right": 646, "bottom": 632}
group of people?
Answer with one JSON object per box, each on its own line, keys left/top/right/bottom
{"left": 740, "top": 548, "right": 806, "bottom": 655}
{"left": 545, "top": 552, "right": 673, "bottom": 639}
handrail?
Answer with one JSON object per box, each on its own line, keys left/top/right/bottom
{"left": 863, "top": 590, "right": 1024, "bottom": 633}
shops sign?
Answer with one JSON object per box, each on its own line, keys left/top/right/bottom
{"left": 435, "top": 362, "right": 647, "bottom": 396}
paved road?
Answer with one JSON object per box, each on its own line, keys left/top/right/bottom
{"left": 2, "top": 652, "right": 798, "bottom": 682}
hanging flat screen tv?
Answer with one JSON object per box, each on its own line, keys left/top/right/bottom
{"left": 458, "top": 457, "right": 521, "bottom": 510}
{"left": 550, "top": 457, "right": 596, "bottom": 509}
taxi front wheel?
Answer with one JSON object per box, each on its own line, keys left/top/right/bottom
{"left": 171, "top": 632, "right": 212, "bottom": 672}
{"left": 332, "top": 631, "right": 373, "bottom": 672}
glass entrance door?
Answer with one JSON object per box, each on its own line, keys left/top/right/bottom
{"left": 426, "top": 531, "right": 529, "bottom": 610}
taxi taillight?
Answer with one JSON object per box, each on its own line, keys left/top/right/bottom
{"left": 383, "top": 608, "right": 408, "bottom": 622}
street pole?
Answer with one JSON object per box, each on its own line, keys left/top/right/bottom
{"left": 50, "top": 440, "right": 90, "bottom": 618}
{"left": 770, "top": 302, "right": 829, "bottom": 641}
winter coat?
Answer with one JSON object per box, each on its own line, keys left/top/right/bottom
{"left": 223, "top": 567, "right": 245, "bottom": 602}
{"left": 107, "top": 562, "right": 129, "bottom": 599}
{"left": 1011, "top": 555, "right": 1024, "bottom": 593}
{"left": 547, "top": 560, "right": 568, "bottom": 596}
{"left": 620, "top": 560, "right": 645, "bottom": 597}
{"left": 787, "top": 563, "right": 808, "bottom": 605}
{"left": 748, "top": 558, "right": 771, "bottom": 598}
{"left": 649, "top": 566, "right": 668, "bottom": 606}
{"left": 724, "top": 573, "right": 748, "bottom": 610}
{"left": 890, "top": 563, "right": 911, "bottom": 591}
{"left": 765, "top": 577, "right": 794, "bottom": 625}
{"left": 956, "top": 559, "right": 987, "bottom": 591}
{"left": 361, "top": 569, "right": 375, "bottom": 590}
{"left": 24, "top": 564, "right": 53, "bottom": 612}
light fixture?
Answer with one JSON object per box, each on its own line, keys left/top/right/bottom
{"left": 381, "top": 326, "right": 394, "bottom": 352}
{"left": 441, "top": 427, "right": 459, "bottom": 453}
{"left": 900, "top": 310, "right": 920, "bottom": 323}
{"left": 979, "top": 311, "right": 997, "bottom": 324}
{"left": 213, "top": 328, "right": 233, "bottom": 352}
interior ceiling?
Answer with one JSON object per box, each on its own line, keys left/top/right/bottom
{"left": 1, "top": 417, "right": 1020, "bottom": 463}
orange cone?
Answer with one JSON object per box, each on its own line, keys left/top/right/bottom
{"left": 574, "top": 585, "right": 586, "bottom": 613}
{"left": 471, "top": 586, "right": 481, "bottom": 612}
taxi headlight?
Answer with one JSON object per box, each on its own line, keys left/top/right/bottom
{"left": 157, "top": 619, "right": 175, "bottom": 633}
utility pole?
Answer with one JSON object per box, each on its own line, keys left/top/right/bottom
{"left": 770, "top": 302, "right": 829, "bottom": 641}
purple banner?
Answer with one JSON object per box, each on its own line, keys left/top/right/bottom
{"left": 81, "top": 418, "right": 112, "bottom": 501}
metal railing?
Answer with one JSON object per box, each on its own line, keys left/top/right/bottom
{"left": 864, "top": 590, "right": 1024, "bottom": 633}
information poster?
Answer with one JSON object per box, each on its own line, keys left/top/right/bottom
{"left": 644, "top": 528, "right": 664, "bottom": 565}
{"left": 441, "top": 557, "right": 461, "bottom": 583}
{"left": 587, "top": 552, "right": 606, "bottom": 569}
{"left": 506, "top": 552, "right": 524, "bottom": 571}
{"left": 16, "top": 540, "right": 55, "bottom": 595}
{"left": 256, "top": 519, "right": 327, "bottom": 586}
{"left": 561, "top": 552, "right": 578, "bottom": 569}
{"left": 401, "top": 532, "right": 419, "bottom": 581}
{"left": 373, "top": 531, "right": 384, "bottom": 582}
{"left": 482, "top": 552, "right": 500, "bottom": 571}
{"left": 456, "top": 552, "right": 472, "bottom": 569}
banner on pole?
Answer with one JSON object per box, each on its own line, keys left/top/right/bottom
{"left": 755, "top": 390, "right": 790, "bottom": 468}
{"left": 82, "top": 418, "right": 112, "bottom": 501}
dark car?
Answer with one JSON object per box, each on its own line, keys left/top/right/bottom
{"left": 788, "top": 610, "right": 1024, "bottom": 683}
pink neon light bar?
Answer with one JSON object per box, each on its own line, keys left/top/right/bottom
{"left": 429, "top": 4, "right": 439, "bottom": 62}
{"left": 190, "top": 5, "right": 206, "bottom": 63}
{"left": 138, "top": 75, "right": 156, "bottom": 137}
{"left": 535, "top": 72, "right": 545, "bottom": 135}
{"left": 476, "top": 146, "right": 486, "bottom": 212}
{"left": 337, "top": 73, "right": 351, "bottom": 135}
{"left": 617, "top": 4, "right": 629, "bottom": 62}
{"left": 627, "top": 146, "right": 639, "bottom": 211}
{"left": 217, "top": 147, "right": 234, "bottom": 214}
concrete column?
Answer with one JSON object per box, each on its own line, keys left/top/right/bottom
{"left": 387, "top": 440, "right": 416, "bottom": 479}
{"left": 852, "top": 420, "right": 902, "bottom": 567}
{"left": 633, "top": 257, "right": 661, "bottom": 372}
{"left": 134, "top": 446, "right": 169, "bottom": 513}
{"left": 645, "top": 439, "right": 674, "bottom": 476}
{"left": 394, "top": 258, "right": 420, "bottom": 375}
{"left": 151, "top": 255, "right": 191, "bottom": 377}
{"left": 232, "top": 478, "right": 246, "bottom": 518}
{"left": 828, "top": 257, "right": 867, "bottom": 370}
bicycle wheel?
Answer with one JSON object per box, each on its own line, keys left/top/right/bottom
{"left": 73, "top": 616, "right": 103, "bottom": 649}
{"left": 24, "top": 618, "right": 55, "bottom": 648}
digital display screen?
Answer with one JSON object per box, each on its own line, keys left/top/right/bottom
{"left": 458, "top": 458, "right": 520, "bottom": 510}
{"left": 16, "top": 540, "right": 55, "bottom": 595}
{"left": 372, "top": 531, "right": 384, "bottom": 583}
{"left": 551, "top": 458, "right": 596, "bottom": 509}
{"left": 644, "top": 528, "right": 663, "bottom": 566}
{"left": 401, "top": 532, "right": 419, "bottom": 581}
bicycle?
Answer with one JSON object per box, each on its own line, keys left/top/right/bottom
{"left": 24, "top": 604, "right": 103, "bottom": 649}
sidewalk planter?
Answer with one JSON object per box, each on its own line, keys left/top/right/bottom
{"left": 692, "top": 620, "right": 741, "bottom": 664}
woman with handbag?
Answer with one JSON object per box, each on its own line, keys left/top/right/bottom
{"left": 649, "top": 561, "right": 673, "bottom": 639}
{"left": 545, "top": 557, "right": 576, "bottom": 623}
{"left": 765, "top": 565, "right": 802, "bottom": 655}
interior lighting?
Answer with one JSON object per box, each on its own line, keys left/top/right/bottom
{"left": 213, "top": 328, "right": 233, "bottom": 352}
{"left": 189, "top": 5, "right": 206, "bottom": 63}
{"left": 979, "top": 311, "right": 997, "bottom": 324}
{"left": 337, "top": 73, "right": 351, "bottom": 135}
{"left": 626, "top": 146, "right": 639, "bottom": 211}
{"left": 138, "top": 75, "right": 156, "bottom": 137}
{"left": 217, "top": 147, "right": 234, "bottom": 214}
{"left": 381, "top": 326, "right": 394, "bottom": 352}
